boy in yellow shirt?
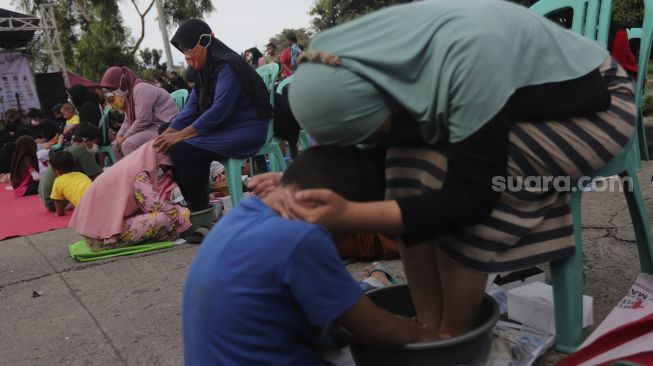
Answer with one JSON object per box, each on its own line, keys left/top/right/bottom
{"left": 61, "top": 103, "right": 80, "bottom": 136}
{"left": 50, "top": 151, "right": 92, "bottom": 216}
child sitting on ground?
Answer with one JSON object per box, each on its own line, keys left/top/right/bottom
{"left": 61, "top": 103, "right": 80, "bottom": 136}
{"left": 39, "top": 123, "right": 103, "bottom": 212}
{"left": 183, "top": 146, "right": 438, "bottom": 366}
{"left": 10, "top": 136, "right": 41, "bottom": 197}
{"left": 49, "top": 151, "right": 92, "bottom": 216}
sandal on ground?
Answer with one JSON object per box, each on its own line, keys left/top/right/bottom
{"left": 368, "top": 262, "right": 400, "bottom": 285}
{"left": 181, "top": 222, "right": 214, "bottom": 244}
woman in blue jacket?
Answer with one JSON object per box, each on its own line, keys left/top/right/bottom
{"left": 154, "top": 19, "right": 272, "bottom": 211}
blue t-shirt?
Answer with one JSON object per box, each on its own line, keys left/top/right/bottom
{"left": 183, "top": 197, "right": 363, "bottom": 366}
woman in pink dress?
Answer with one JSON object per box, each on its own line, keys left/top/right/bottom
{"left": 100, "top": 67, "right": 179, "bottom": 158}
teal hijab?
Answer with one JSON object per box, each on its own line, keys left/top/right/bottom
{"left": 289, "top": 0, "right": 609, "bottom": 145}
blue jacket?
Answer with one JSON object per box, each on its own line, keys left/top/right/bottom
{"left": 171, "top": 65, "right": 268, "bottom": 158}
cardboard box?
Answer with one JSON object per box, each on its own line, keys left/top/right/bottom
{"left": 507, "top": 281, "right": 593, "bottom": 335}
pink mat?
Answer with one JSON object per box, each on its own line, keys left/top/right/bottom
{"left": 0, "top": 183, "right": 70, "bottom": 240}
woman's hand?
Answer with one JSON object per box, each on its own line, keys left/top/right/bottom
{"left": 280, "top": 189, "right": 357, "bottom": 233}
{"left": 246, "top": 172, "right": 283, "bottom": 198}
{"left": 115, "top": 135, "right": 125, "bottom": 151}
{"left": 153, "top": 132, "right": 183, "bottom": 152}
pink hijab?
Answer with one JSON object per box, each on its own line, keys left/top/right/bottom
{"left": 70, "top": 141, "right": 174, "bottom": 239}
{"left": 100, "top": 66, "right": 142, "bottom": 126}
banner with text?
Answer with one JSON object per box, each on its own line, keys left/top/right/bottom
{"left": 0, "top": 51, "right": 41, "bottom": 114}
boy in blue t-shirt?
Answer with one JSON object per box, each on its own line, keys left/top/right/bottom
{"left": 183, "top": 146, "right": 438, "bottom": 366}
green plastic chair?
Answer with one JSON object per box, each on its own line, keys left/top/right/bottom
{"left": 223, "top": 63, "right": 287, "bottom": 207}
{"left": 626, "top": 26, "right": 652, "bottom": 160}
{"left": 531, "top": 0, "right": 653, "bottom": 354}
{"left": 530, "top": 0, "right": 612, "bottom": 46}
{"left": 98, "top": 107, "right": 116, "bottom": 167}
{"left": 171, "top": 88, "right": 189, "bottom": 112}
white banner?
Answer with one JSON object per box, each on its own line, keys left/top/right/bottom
{"left": 0, "top": 51, "right": 41, "bottom": 114}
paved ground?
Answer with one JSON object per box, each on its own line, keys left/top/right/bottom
{"left": 2, "top": 162, "right": 652, "bottom": 365}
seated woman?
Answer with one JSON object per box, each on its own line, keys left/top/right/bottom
{"left": 70, "top": 141, "right": 191, "bottom": 252}
{"left": 100, "top": 67, "right": 179, "bottom": 159}
{"left": 10, "top": 136, "right": 41, "bottom": 197}
{"left": 154, "top": 19, "right": 272, "bottom": 212}
{"left": 38, "top": 123, "right": 103, "bottom": 212}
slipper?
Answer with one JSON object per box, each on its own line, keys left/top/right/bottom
{"left": 368, "top": 263, "right": 400, "bottom": 285}
{"left": 182, "top": 222, "right": 214, "bottom": 244}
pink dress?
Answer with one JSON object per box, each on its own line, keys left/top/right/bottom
{"left": 84, "top": 171, "right": 191, "bottom": 252}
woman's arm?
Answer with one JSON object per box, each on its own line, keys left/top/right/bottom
{"left": 286, "top": 108, "right": 511, "bottom": 243}
{"left": 122, "top": 84, "right": 156, "bottom": 138}
{"left": 155, "top": 66, "right": 243, "bottom": 152}
{"left": 170, "top": 89, "right": 200, "bottom": 131}
{"left": 394, "top": 107, "right": 510, "bottom": 245}
{"left": 117, "top": 108, "right": 130, "bottom": 137}
{"left": 189, "top": 65, "right": 244, "bottom": 135}
{"left": 153, "top": 124, "right": 199, "bottom": 152}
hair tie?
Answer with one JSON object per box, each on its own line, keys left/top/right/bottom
{"left": 298, "top": 51, "right": 342, "bottom": 66}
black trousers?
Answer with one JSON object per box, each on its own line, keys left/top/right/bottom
{"left": 169, "top": 142, "right": 224, "bottom": 212}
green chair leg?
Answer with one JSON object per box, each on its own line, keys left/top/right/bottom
{"left": 269, "top": 154, "right": 279, "bottom": 172}
{"left": 226, "top": 158, "right": 244, "bottom": 207}
{"left": 98, "top": 146, "right": 116, "bottom": 167}
{"left": 621, "top": 169, "right": 653, "bottom": 273}
{"left": 637, "top": 113, "right": 650, "bottom": 161}
{"left": 551, "top": 189, "right": 585, "bottom": 354}
{"left": 268, "top": 146, "right": 287, "bottom": 173}
{"left": 631, "top": 122, "right": 643, "bottom": 170}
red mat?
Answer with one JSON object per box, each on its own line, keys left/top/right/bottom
{"left": 0, "top": 183, "right": 70, "bottom": 240}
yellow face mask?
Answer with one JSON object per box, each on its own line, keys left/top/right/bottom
{"left": 113, "top": 94, "right": 125, "bottom": 111}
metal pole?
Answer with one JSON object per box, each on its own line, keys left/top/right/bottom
{"left": 154, "top": 0, "right": 174, "bottom": 71}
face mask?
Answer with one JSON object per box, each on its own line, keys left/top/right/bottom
{"left": 30, "top": 119, "right": 40, "bottom": 126}
{"left": 186, "top": 34, "right": 211, "bottom": 71}
{"left": 113, "top": 95, "right": 125, "bottom": 111}
{"left": 87, "top": 143, "right": 98, "bottom": 154}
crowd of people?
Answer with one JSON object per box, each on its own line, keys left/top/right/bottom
{"left": 0, "top": 0, "right": 647, "bottom": 364}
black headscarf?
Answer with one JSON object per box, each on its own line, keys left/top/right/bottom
{"left": 10, "top": 135, "right": 38, "bottom": 188}
{"left": 246, "top": 47, "right": 264, "bottom": 67}
{"left": 68, "top": 84, "right": 102, "bottom": 126}
{"left": 170, "top": 19, "right": 273, "bottom": 118}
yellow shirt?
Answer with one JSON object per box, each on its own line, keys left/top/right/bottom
{"left": 50, "top": 171, "right": 92, "bottom": 207}
{"left": 65, "top": 115, "right": 80, "bottom": 125}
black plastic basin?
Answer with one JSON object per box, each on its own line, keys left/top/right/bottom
{"left": 348, "top": 284, "right": 499, "bottom": 366}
